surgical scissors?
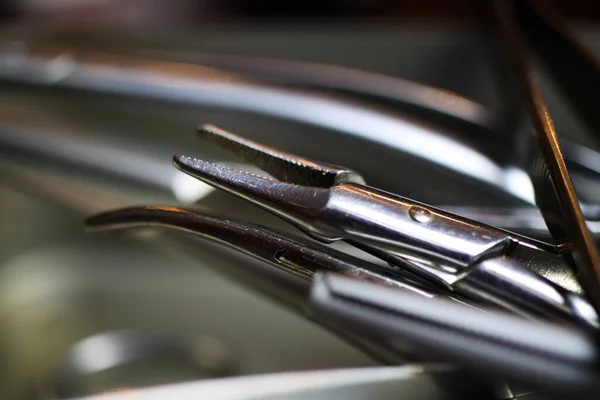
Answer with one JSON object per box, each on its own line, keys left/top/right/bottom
{"left": 479, "top": 0, "right": 600, "bottom": 314}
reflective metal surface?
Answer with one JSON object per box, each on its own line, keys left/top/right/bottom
{"left": 1, "top": 23, "right": 600, "bottom": 400}
{"left": 142, "top": 46, "right": 600, "bottom": 180}
{"left": 45, "top": 331, "right": 233, "bottom": 399}
{"left": 71, "top": 364, "right": 469, "bottom": 400}
{"left": 0, "top": 40, "right": 516, "bottom": 203}
{"left": 85, "top": 205, "right": 472, "bottom": 366}
{"left": 85, "top": 206, "right": 439, "bottom": 298}
{"left": 141, "top": 49, "right": 495, "bottom": 150}
{"left": 442, "top": 205, "right": 600, "bottom": 244}
{"left": 486, "top": 0, "right": 600, "bottom": 314}
{"left": 0, "top": 30, "right": 506, "bottom": 396}
{"left": 173, "top": 126, "right": 513, "bottom": 264}
{"left": 169, "top": 125, "right": 597, "bottom": 327}
{"left": 309, "top": 273, "right": 600, "bottom": 400}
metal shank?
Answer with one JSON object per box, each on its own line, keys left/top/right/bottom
{"left": 312, "top": 184, "right": 599, "bottom": 326}
{"left": 322, "top": 184, "right": 512, "bottom": 274}
{"left": 489, "top": 0, "right": 600, "bottom": 315}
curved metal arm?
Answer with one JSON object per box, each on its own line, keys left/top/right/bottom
{"left": 0, "top": 40, "right": 519, "bottom": 204}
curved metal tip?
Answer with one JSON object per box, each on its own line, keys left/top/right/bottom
{"left": 195, "top": 124, "right": 364, "bottom": 187}
{"left": 173, "top": 154, "right": 330, "bottom": 215}
{"left": 173, "top": 154, "right": 334, "bottom": 242}
{"left": 85, "top": 210, "right": 125, "bottom": 231}
{"left": 173, "top": 154, "right": 286, "bottom": 196}
{"left": 84, "top": 205, "right": 195, "bottom": 232}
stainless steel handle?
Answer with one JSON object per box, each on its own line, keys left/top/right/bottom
{"left": 323, "top": 184, "right": 512, "bottom": 272}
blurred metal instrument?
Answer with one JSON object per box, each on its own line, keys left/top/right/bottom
{"left": 5, "top": 37, "right": 600, "bottom": 236}
{"left": 309, "top": 273, "right": 600, "bottom": 400}
{"left": 478, "top": 0, "right": 600, "bottom": 323}
{"left": 45, "top": 330, "right": 233, "bottom": 399}
{"left": 70, "top": 364, "right": 484, "bottom": 400}
{"left": 141, "top": 35, "right": 600, "bottom": 184}
{"left": 0, "top": 39, "right": 517, "bottom": 203}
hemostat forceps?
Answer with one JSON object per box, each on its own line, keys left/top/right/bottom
{"left": 85, "top": 206, "right": 466, "bottom": 365}
{"left": 85, "top": 205, "right": 441, "bottom": 300}
{"left": 155, "top": 124, "right": 596, "bottom": 328}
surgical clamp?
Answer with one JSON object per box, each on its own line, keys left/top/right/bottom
{"left": 85, "top": 204, "right": 472, "bottom": 365}
{"left": 87, "top": 123, "right": 597, "bottom": 327}
{"left": 85, "top": 205, "right": 441, "bottom": 299}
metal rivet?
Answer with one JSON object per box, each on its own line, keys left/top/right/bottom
{"left": 409, "top": 207, "right": 431, "bottom": 223}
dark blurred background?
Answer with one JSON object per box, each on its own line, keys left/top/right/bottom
{"left": 0, "top": 0, "right": 598, "bottom": 28}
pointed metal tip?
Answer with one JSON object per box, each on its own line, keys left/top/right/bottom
{"left": 84, "top": 207, "right": 140, "bottom": 233}
{"left": 84, "top": 214, "right": 107, "bottom": 231}
{"left": 196, "top": 124, "right": 228, "bottom": 144}
{"left": 172, "top": 154, "right": 213, "bottom": 175}
{"left": 85, "top": 206, "right": 201, "bottom": 235}
{"left": 173, "top": 154, "right": 265, "bottom": 190}
{"left": 173, "top": 154, "right": 289, "bottom": 202}
{"left": 84, "top": 206, "right": 158, "bottom": 231}
{"left": 172, "top": 154, "right": 199, "bottom": 173}
{"left": 173, "top": 154, "right": 221, "bottom": 186}
{"left": 173, "top": 154, "right": 331, "bottom": 237}
{"left": 197, "top": 123, "right": 224, "bottom": 135}
{"left": 193, "top": 124, "right": 364, "bottom": 187}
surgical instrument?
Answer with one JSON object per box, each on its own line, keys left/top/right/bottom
{"left": 162, "top": 124, "right": 597, "bottom": 327}
{"left": 4, "top": 19, "right": 600, "bottom": 400}
{"left": 308, "top": 272, "right": 600, "bottom": 400}
{"left": 5, "top": 39, "right": 600, "bottom": 207}
{"left": 5, "top": 39, "right": 600, "bottom": 209}
{"left": 85, "top": 205, "right": 440, "bottom": 299}
{"left": 480, "top": 0, "right": 600, "bottom": 314}
{"left": 139, "top": 49, "right": 494, "bottom": 152}
{"left": 0, "top": 40, "right": 515, "bottom": 204}
{"left": 85, "top": 204, "right": 457, "bottom": 365}
{"left": 509, "top": 0, "right": 600, "bottom": 147}
{"left": 139, "top": 42, "right": 600, "bottom": 191}
{"left": 84, "top": 200, "right": 598, "bottom": 398}
{"left": 3, "top": 104, "right": 600, "bottom": 243}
